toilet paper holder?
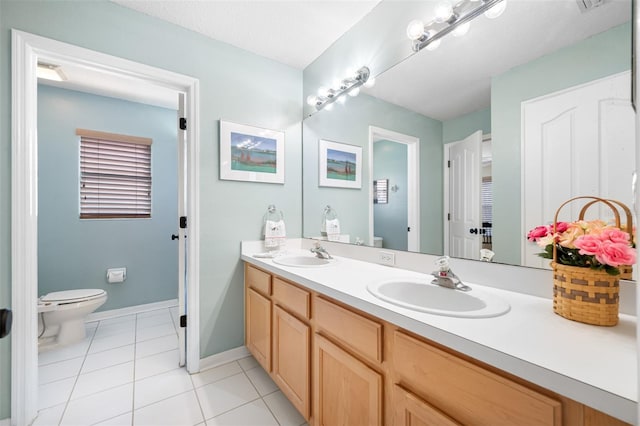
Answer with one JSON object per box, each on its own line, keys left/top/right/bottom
{"left": 106, "top": 267, "right": 127, "bottom": 283}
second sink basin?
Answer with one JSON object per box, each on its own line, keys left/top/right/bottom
{"left": 272, "top": 255, "right": 333, "bottom": 267}
{"left": 367, "top": 279, "right": 510, "bottom": 318}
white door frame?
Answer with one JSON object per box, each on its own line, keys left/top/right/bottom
{"left": 368, "top": 126, "right": 420, "bottom": 251}
{"left": 11, "top": 30, "right": 201, "bottom": 425}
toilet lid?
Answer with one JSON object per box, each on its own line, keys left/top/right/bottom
{"left": 41, "top": 289, "right": 106, "bottom": 302}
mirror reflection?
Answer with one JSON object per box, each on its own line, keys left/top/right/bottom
{"left": 302, "top": 0, "right": 633, "bottom": 269}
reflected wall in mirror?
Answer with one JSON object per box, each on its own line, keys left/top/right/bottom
{"left": 302, "top": 0, "right": 633, "bottom": 269}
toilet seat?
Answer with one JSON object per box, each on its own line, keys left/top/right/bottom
{"left": 40, "top": 289, "right": 106, "bottom": 304}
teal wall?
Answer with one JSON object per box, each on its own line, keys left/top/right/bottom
{"left": 491, "top": 22, "right": 631, "bottom": 265}
{"left": 0, "top": 1, "right": 302, "bottom": 418}
{"left": 373, "top": 140, "right": 408, "bottom": 251}
{"left": 303, "top": 94, "right": 443, "bottom": 254}
{"left": 443, "top": 108, "right": 491, "bottom": 144}
{"left": 38, "top": 85, "right": 178, "bottom": 312}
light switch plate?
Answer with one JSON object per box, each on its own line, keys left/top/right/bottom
{"left": 378, "top": 251, "right": 396, "bottom": 266}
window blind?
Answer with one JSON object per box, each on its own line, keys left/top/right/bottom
{"left": 481, "top": 177, "right": 492, "bottom": 225}
{"left": 78, "top": 129, "right": 152, "bottom": 219}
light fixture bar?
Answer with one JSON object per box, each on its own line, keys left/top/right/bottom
{"left": 309, "top": 66, "right": 371, "bottom": 111}
{"left": 412, "top": 0, "right": 505, "bottom": 52}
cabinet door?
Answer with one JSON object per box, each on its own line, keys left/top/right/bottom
{"left": 394, "top": 385, "right": 461, "bottom": 426}
{"left": 246, "top": 287, "right": 271, "bottom": 372}
{"left": 273, "top": 305, "right": 310, "bottom": 419}
{"left": 314, "top": 334, "right": 382, "bottom": 426}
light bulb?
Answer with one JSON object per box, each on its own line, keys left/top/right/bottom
{"left": 406, "top": 20, "right": 425, "bottom": 40}
{"left": 434, "top": 1, "right": 453, "bottom": 23}
{"left": 337, "top": 95, "right": 347, "bottom": 104}
{"left": 345, "top": 67, "right": 357, "bottom": 80}
{"left": 306, "top": 95, "right": 317, "bottom": 106}
{"left": 484, "top": 0, "right": 507, "bottom": 19}
{"left": 363, "top": 77, "right": 376, "bottom": 88}
{"left": 426, "top": 39, "right": 441, "bottom": 51}
{"left": 349, "top": 87, "right": 360, "bottom": 97}
{"left": 324, "top": 102, "right": 334, "bottom": 111}
{"left": 317, "top": 87, "right": 329, "bottom": 98}
{"left": 452, "top": 21, "right": 470, "bottom": 37}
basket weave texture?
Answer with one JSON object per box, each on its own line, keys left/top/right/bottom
{"left": 551, "top": 196, "right": 630, "bottom": 326}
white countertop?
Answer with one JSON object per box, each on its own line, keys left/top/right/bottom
{"left": 241, "top": 242, "right": 637, "bottom": 424}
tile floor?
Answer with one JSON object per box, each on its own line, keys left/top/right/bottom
{"left": 36, "top": 307, "right": 307, "bottom": 426}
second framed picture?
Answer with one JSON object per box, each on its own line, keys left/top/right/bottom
{"left": 318, "top": 139, "right": 362, "bottom": 189}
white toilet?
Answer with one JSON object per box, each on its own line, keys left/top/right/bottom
{"left": 38, "top": 289, "right": 107, "bottom": 350}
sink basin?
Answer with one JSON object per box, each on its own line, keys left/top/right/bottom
{"left": 367, "top": 279, "right": 510, "bottom": 318}
{"left": 272, "top": 255, "right": 333, "bottom": 267}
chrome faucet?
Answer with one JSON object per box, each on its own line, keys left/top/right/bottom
{"left": 310, "top": 242, "right": 333, "bottom": 259}
{"left": 431, "top": 256, "right": 471, "bottom": 291}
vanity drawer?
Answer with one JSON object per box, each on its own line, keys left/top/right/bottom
{"left": 273, "top": 277, "right": 310, "bottom": 320}
{"left": 393, "top": 330, "right": 562, "bottom": 426}
{"left": 314, "top": 296, "right": 383, "bottom": 364}
{"left": 245, "top": 264, "right": 271, "bottom": 296}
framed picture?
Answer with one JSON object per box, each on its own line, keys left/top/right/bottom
{"left": 220, "top": 120, "right": 285, "bottom": 184}
{"left": 319, "top": 139, "right": 362, "bottom": 189}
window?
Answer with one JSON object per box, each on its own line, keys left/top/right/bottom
{"left": 78, "top": 129, "right": 152, "bottom": 219}
{"left": 481, "top": 176, "right": 492, "bottom": 226}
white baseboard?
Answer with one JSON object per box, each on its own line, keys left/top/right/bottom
{"left": 199, "top": 346, "right": 250, "bottom": 372}
{"left": 0, "top": 418, "right": 10, "bottom": 426}
{"left": 87, "top": 299, "right": 178, "bottom": 322}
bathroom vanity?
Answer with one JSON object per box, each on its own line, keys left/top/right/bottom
{"left": 241, "top": 240, "right": 635, "bottom": 425}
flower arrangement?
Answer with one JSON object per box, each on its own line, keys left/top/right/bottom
{"left": 527, "top": 220, "right": 636, "bottom": 276}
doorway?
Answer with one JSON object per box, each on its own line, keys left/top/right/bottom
{"left": 12, "top": 30, "right": 201, "bottom": 425}
{"left": 368, "top": 126, "right": 420, "bottom": 252}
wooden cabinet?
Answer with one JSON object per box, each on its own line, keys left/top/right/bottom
{"left": 394, "top": 384, "right": 461, "bottom": 426}
{"left": 246, "top": 287, "right": 271, "bottom": 372}
{"left": 272, "top": 304, "right": 310, "bottom": 418}
{"left": 393, "top": 330, "right": 562, "bottom": 425}
{"left": 314, "top": 334, "right": 383, "bottom": 426}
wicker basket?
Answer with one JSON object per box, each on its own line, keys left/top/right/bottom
{"left": 551, "top": 196, "right": 632, "bottom": 326}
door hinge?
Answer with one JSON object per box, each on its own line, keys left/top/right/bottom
{"left": 447, "top": 160, "right": 451, "bottom": 168}
{"left": 180, "top": 315, "right": 187, "bottom": 328}
{"left": 447, "top": 213, "right": 451, "bottom": 221}
{"left": 179, "top": 117, "right": 187, "bottom": 131}
{"left": 407, "top": 227, "right": 411, "bottom": 232}
{"left": 180, "top": 216, "right": 187, "bottom": 229}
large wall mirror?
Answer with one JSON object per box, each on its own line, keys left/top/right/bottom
{"left": 302, "top": 0, "right": 634, "bottom": 270}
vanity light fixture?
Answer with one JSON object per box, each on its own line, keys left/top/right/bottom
{"left": 407, "top": 0, "right": 507, "bottom": 52}
{"left": 307, "top": 66, "right": 372, "bottom": 111}
{"left": 37, "top": 62, "right": 68, "bottom": 82}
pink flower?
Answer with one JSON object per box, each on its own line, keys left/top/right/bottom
{"left": 554, "top": 222, "right": 570, "bottom": 233}
{"left": 595, "top": 241, "right": 637, "bottom": 267}
{"left": 558, "top": 224, "right": 585, "bottom": 248}
{"left": 600, "top": 228, "right": 631, "bottom": 245}
{"left": 527, "top": 225, "right": 550, "bottom": 242}
{"left": 574, "top": 235, "right": 603, "bottom": 256}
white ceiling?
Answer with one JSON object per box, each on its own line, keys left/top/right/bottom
{"left": 111, "top": 0, "right": 382, "bottom": 70}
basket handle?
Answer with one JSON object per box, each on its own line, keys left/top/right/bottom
{"left": 579, "top": 199, "right": 633, "bottom": 237}
{"left": 552, "top": 196, "right": 622, "bottom": 263}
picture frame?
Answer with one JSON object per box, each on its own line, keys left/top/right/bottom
{"left": 220, "top": 120, "right": 285, "bottom": 184}
{"left": 318, "top": 139, "right": 362, "bottom": 189}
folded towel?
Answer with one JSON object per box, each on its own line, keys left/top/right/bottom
{"left": 265, "top": 219, "right": 286, "bottom": 249}
{"left": 325, "top": 218, "right": 341, "bottom": 242}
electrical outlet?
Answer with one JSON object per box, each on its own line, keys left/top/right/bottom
{"left": 378, "top": 251, "right": 396, "bottom": 266}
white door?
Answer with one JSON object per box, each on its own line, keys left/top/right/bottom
{"left": 177, "top": 93, "right": 187, "bottom": 366}
{"left": 447, "top": 130, "right": 482, "bottom": 260}
{"left": 522, "top": 72, "right": 635, "bottom": 268}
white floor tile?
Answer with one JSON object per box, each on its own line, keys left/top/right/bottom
{"left": 61, "top": 383, "right": 133, "bottom": 426}
{"left": 237, "top": 356, "right": 258, "bottom": 372}
{"left": 39, "top": 356, "right": 84, "bottom": 385}
{"left": 89, "top": 332, "right": 136, "bottom": 354}
{"left": 82, "top": 344, "right": 135, "bottom": 373}
{"left": 195, "top": 373, "right": 260, "bottom": 420}
{"left": 134, "top": 368, "right": 194, "bottom": 409}
{"left": 38, "top": 340, "right": 91, "bottom": 365}
{"left": 32, "top": 403, "right": 66, "bottom": 426}
{"left": 38, "top": 377, "right": 75, "bottom": 409}
{"left": 245, "top": 366, "right": 278, "bottom": 396}
{"left": 94, "top": 411, "right": 133, "bottom": 426}
{"left": 136, "top": 322, "right": 176, "bottom": 342}
{"left": 135, "top": 349, "right": 180, "bottom": 380}
{"left": 94, "top": 321, "right": 136, "bottom": 339}
{"left": 191, "top": 362, "right": 243, "bottom": 389}
{"left": 135, "top": 334, "right": 178, "bottom": 359}
{"left": 98, "top": 314, "right": 136, "bottom": 326}
{"left": 137, "top": 312, "right": 173, "bottom": 330}
{"left": 263, "top": 391, "right": 306, "bottom": 426}
{"left": 206, "top": 399, "right": 278, "bottom": 426}
{"left": 71, "top": 361, "right": 134, "bottom": 400}
{"left": 133, "top": 390, "right": 203, "bottom": 426}
{"left": 137, "top": 309, "right": 172, "bottom": 320}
